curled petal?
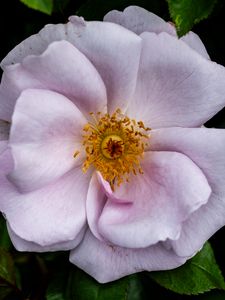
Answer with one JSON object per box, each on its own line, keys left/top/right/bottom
{"left": 150, "top": 127, "right": 225, "bottom": 256}
{"left": 87, "top": 152, "right": 210, "bottom": 248}
{"left": 86, "top": 173, "right": 107, "bottom": 241}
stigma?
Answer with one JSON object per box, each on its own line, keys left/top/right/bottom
{"left": 78, "top": 109, "right": 150, "bottom": 190}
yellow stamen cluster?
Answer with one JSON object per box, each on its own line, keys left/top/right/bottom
{"left": 80, "top": 109, "right": 150, "bottom": 190}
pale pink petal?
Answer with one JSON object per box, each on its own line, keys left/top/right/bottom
{"left": 181, "top": 32, "right": 210, "bottom": 59}
{"left": 89, "top": 152, "right": 210, "bottom": 248}
{"left": 0, "top": 149, "right": 13, "bottom": 212}
{"left": 9, "top": 89, "right": 86, "bottom": 192}
{"left": 150, "top": 127, "right": 225, "bottom": 194}
{"left": 0, "top": 153, "right": 91, "bottom": 247}
{"left": 1, "top": 19, "right": 142, "bottom": 114}
{"left": 0, "top": 141, "right": 7, "bottom": 155}
{"left": 86, "top": 173, "right": 106, "bottom": 241}
{"left": 104, "top": 6, "right": 175, "bottom": 35}
{"left": 150, "top": 127, "right": 225, "bottom": 256}
{"left": 0, "top": 40, "right": 107, "bottom": 121}
{"left": 0, "top": 148, "right": 13, "bottom": 177}
{"left": 70, "top": 230, "right": 187, "bottom": 283}
{"left": 104, "top": 6, "right": 209, "bottom": 59}
{"left": 126, "top": 32, "right": 225, "bottom": 128}
{"left": 7, "top": 224, "right": 86, "bottom": 252}
{"left": 66, "top": 18, "right": 142, "bottom": 113}
{"left": 172, "top": 193, "right": 225, "bottom": 257}
{"left": 1, "top": 18, "right": 89, "bottom": 67}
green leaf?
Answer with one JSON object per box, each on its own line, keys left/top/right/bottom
{"left": 167, "top": 0, "right": 217, "bottom": 37}
{"left": 46, "top": 253, "right": 71, "bottom": 300}
{"left": 66, "top": 268, "right": 133, "bottom": 300}
{"left": 20, "top": 0, "right": 53, "bottom": 15}
{"left": 47, "top": 289, "right": 66, "bottom": 300}
{"left": 149, "top": 242, "right": 225, "bottom": 295}
{"left": 46, "top": 269, "right": 68, "bottom": 300}
{"left": 0, "top": 247, "right": 21, "bottom": 298}
{"left": 127, "top": 274, "right": 145, "bottom": 300}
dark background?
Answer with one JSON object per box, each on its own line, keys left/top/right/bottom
{"left": 1, "top": 1, "right": 225, "bottom": 299}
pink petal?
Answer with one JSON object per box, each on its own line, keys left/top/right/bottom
{"left": 150, "top": 127, "right": 225, "bottom": 194}
{"left": 9, "top": 89, "right": 86, "bottom": 192}
{"left": 104, "top": 6, "right": 175, "bottom": 35}
{"left": 0, "top": 148, "right": 13, "bottom": 176}
{"left": 70, "top": 230, "right": 187, "bottom": 283}
{"left": 0, "top": 149, "right": 13, "bottom": 212}
{"left": 172, "top": 193, "right": 225, "bottom": 257}
{"left": 1, "top": 18, "right": 89, "bottom": 67}
{"left": 126, "top": 32, "right": 225, "bottom": 128}
{"left": 63, "top": 18, "right": 142, "bottom": 114}
{"left": 0, "top": 40, "right": 107, "bottom": 121}
{"left": 0, "top": 151, "right": 90, "bottom": 247}
{"left": 104, "top": 6, "right": 209, "bottom": 59}
{"left": 150, "top": 127, "right": 225, "bottom": 256}
{"left": 0, "top": 141, "right": 7, "bottom": 155}
{"left": 88, "top": 152, "right": 210, "bottom": 248}
{"left": 181, "top": 32, "right": 210, "bottom": 59}
{"left": 1, "top": 19, "right": 142, "bottom": 114}
{"left": 7, "top": 224, "right": 86, "bottom": 252}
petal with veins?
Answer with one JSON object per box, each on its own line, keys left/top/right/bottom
{"left": 9, "top": 89, "right": 86, "bottom": 192}
{"left": 126, "top": 32, "right": 225, "bottom": 128}
{"left": 0, "top": 150, "right": 90, "bottom": 247}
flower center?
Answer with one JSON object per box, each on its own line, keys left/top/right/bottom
{"left": 78, "top": 109, "right": 150, "bottom": 190}
{"left": 101, "top": 135, "right": 125, "bottom": 159}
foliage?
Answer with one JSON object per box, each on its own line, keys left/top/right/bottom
{"left": 20, "top": 0, "right": 53, "bottom": 15}
{"left": 150, "top": 243, "right": 225, "bottom": 295}
{"left": 1, "top": 214, "right": 225, "bottom": 299}
{"left": 167, "top": 0, "right": 218, "bottom": 37}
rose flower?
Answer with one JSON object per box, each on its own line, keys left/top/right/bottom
{"left": 0, "top": 6, "right": 225, "bottom": 283}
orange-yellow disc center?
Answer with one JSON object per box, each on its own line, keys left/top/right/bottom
{"left": 101, "top": 135, "right": 124, "bottom": 159}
